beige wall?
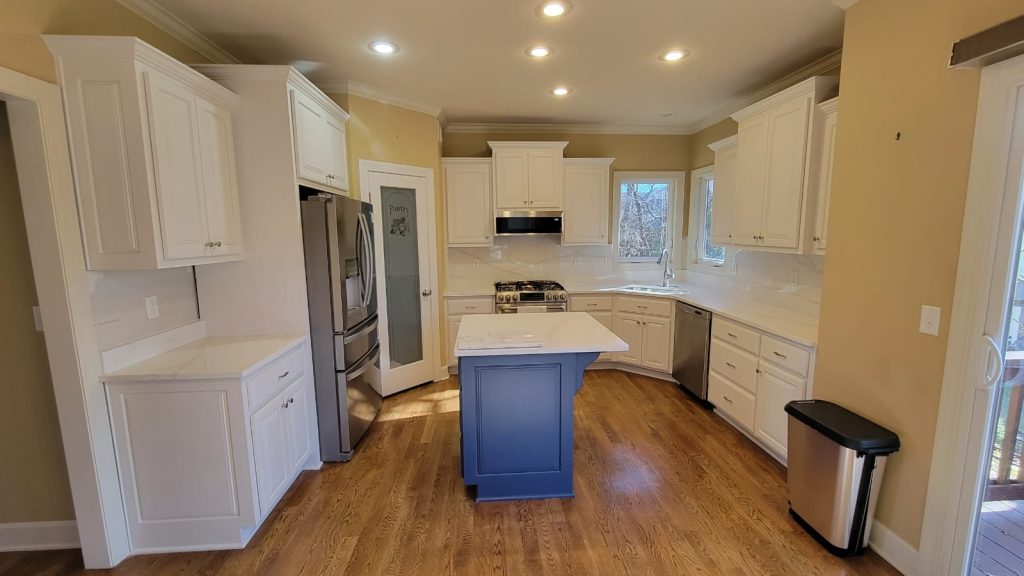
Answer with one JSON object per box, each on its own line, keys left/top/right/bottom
{"left": 0, "top": 104, "right": 75, "bottom": 522}
{"left": 688, "top": 119, "right": 739, "bottom": 171}
{"left": 815, "top": 0, "right": 1024, "bottom": 548}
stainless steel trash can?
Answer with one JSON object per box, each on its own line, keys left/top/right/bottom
{"left": 784, "top": 400, "right": 900, "bottom": 557}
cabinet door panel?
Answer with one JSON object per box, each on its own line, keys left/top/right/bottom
{"left": 733, "top": 112, "right": 770, "bottom": 246}
{"left": 755, "top": 364, "right": 806, "bottom": 457}
{"left": 283, "top": 378, "right": 311, "bottom": 474}
{"left": 494, "top": 151, "right": 529, "bottom": 209}
{"left": 641, "top": 317, "right": 672, "bottom": 372}
{"left": 761, "top": 97, "right": 811, "bottom": 249}
{"left": 445, "top": 163, "right": 493, "bottom": 246}
{"left": 710, "top": 145, "right": 736, "bottom": 245}
{"left": 814, "top": 109, "right": 838, "bottom": 253}
{"left": 196, "top": 97, "right": 242, "bottom": 256}
{"left": 326, "top": 116, "right": 349, "bottom": 191}
{"left": 145, "top": 72, "right": 208, "bottom": 261}
{"left": 613, "top": 313, "right": 643, "bottom": 366}
{"left": 448, "top": 317, "right": 462, "bottom": 367}
{"left": 563, "top": 164, "right": 609, "bottom": 244}
{"left": 251, "top": 396, "right": 291, "bottom": 517}
{"left": 527, "top": 150, "right": 564, "bottom": 209}
{"left": 291, "top": 90, "right": 329, "bottom": 185}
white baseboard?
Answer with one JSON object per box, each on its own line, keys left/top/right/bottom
{"left": 101, "top": 320, "right": 206, "bottom": 373}
{"left": 868, "top": 519, "right": 918, "bottom": 576}
{"left": 0, "top": 521, "right": 80, "bottom": 552}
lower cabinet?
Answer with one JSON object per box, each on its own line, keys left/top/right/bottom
{"left": 613, "top": 313, "right": 644, "bottom": 366}
{"left": 105, "top": 339, "right": 314, "bottom": 552}
{"left": 570, "top": 294, "right": 615, "bottom": 361}
{"left": 610, "top": 297, "right": 675, "bottom": 373}
{"left": 754, "top": 363, "right": 806, "bottom": 456}
{"left": 446, "top": 296, "right": 495, "bottom": 372}
{"left": 641, "top": 316, "right": 672, "bottom": 371}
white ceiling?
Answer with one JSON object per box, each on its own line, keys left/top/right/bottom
{"left": 137, "top": 0, "right": 845, "bottom": 130}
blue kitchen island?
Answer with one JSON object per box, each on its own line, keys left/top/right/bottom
{"left": 455, "top": 313, "right": 627, "bottom": 502}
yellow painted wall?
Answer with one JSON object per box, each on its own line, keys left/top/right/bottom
{"left": 0, "top": 0, "right": 212, "bottom": 523}
{"left": 688, "top": 119, "right": 739, "bottom": 171}
{"left": 815, "top": 0, "right": 1024, "bottom": 548}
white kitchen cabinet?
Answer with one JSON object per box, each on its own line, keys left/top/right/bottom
{"left": 570, "top": 295, "right": 615, "bottom": 361}
{"left": 448, "top": 316, "right": 462, "bottom": 368}
{"left": 755, "top": 362, "right": 807, "bottom": 457}
{"left": 445, "top": 296, "right": 495, "bottom": 372}
{"left": 729, "top": 76, "right": 838, "bottom": 253}
{"left": 444, "top": 159, "right": 493, "bottom": 247}
{"left": 590, "top": 311, "right": 615, "bottom": 361}
{"left": 641, "top": 316, "right": 672, "bottom": 371}
{"left": 612, "top": 296, "right": 674, "bottom": 373}
{"left": 708, "top": 136, "right": 737, "bottom": 246}
{"left": 813, "top": 98, "right": 839, "bottom": 254}
{"left": 291, "top": 88, "right": 350, "bottom": 193}
{"left": 614, "top": 313, "right": 644, "bottom": 366}
{"left": 46, "top": 35, "right": 244, "bottom": 270}
{"left": 104, "top": 338, "right": 314, "bottom": 552}
{"left": 563, "top": 159, "right": 613, "bottom": 245}
{"left": 489, "top": 142, "right": 568, "bottom": 210}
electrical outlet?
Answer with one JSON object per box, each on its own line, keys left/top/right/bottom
{"left": 32, "top": 306, "right": 43, "bottom": 332}
{"left": 919, "top": 305, "right": 941, "bottom": 336}
{"left": 790, "top": 270, "right": 800, "bottom": 287}
{"left": 145, "top": 296, "right": 160, "bottom": 320}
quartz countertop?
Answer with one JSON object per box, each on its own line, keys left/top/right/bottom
{"left": 455, "top": 312, "right": 628, "bottom": 358}
{"left": 104, "top": 335, "right": 307, "bottom": 382}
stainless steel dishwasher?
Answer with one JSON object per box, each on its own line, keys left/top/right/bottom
{"left": 671, "top": 302, "right": 712, "bottom": 401}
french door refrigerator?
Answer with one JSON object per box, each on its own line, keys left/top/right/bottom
{"left": 301, "top": 190, "right": 382, "bottom": 462}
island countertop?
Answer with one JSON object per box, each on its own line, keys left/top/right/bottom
{"left": 455, "top": 312, "right": 628, "bottom": 358}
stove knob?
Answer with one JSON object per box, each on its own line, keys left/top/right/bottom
{"left": 559, "top": 293, "right": 566, "bottom": 301}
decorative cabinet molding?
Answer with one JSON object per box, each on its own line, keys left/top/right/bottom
{"left": 562, "top": 158, "right": 613, "bottom": 245}
{"left": 728, "top": 76, "right": 839, "bottom": 254}
{"left": 813, "top": 98, "right": 839, "bottom": 255}
{"left": 443, "top": 158, "right": 493, "bottom": 247}
{"left": 489, "top": 141, "right": 568, "bottom": 210}
{"left": 45, "top": 35, "right": 243, "bottom": 270}
{"left": 707, "top": 136, "right": 737, "bottom": 246}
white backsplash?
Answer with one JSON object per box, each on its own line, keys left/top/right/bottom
{"left": 446, "top": 236, "right": 823, "bottom": 316}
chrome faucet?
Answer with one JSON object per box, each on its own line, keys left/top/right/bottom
{"left": 657, "top": 248, "right": 675, "bottom": 287}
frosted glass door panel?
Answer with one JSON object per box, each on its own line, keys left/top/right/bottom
{"left": 381, "top": 186, "right": 423, "bottom": 368}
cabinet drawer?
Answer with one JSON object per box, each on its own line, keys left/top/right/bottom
{"left": 709, "top": 371, "right": 756, "bottom": 431}
{"left": 761, "top": 336, "right": 810, "bottom": 376}
{"left": 711, "top": 318, "right": 760, "bottom": 355}
{"left": 570, "top": 295, "right": 613, "bottom": 312}
{"left": 447, "top": 298, "right": 493, "bottom": 315}
{"left": 247, "top": 345, "right": 306, "bottom": 413}
{"left": 710, "top": 339, "right": 759, "bottom": 394}
{"left": 616, "top": 297, "right": 672, "bottom": 317}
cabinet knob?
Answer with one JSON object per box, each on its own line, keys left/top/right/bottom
{"left": 281, "top": 400, "right": 289, "bottom": 408}
{"left": 289, "top": 397, "right": 294, "bottom": 405}
{"left": 205, "top": 242, "right": 213, "bottom": 248}
{"left": 812, "top": 236, "right": 820, "bottom": 242}
{"left": 214, "top": 241, "right": 222, "bottom": 247}
{"left": 327, "top": 174, "right": 335, "bottom": 179}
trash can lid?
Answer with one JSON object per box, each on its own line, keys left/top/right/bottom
{"left": 784, "top": 400, "right": 900, "bottom": 454}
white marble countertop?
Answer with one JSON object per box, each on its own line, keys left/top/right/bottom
{"left": 455, "top": 312, "right": 628, "bottom": 358}
{"left": 104, "top": 335, "right": 307, "bottom": 382}
{"left": 445, "top": 280, "right": 819, "bottom": 347}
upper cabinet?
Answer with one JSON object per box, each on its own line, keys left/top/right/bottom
{"left": 728, "top": 76, "right": 839, "bottom": 253}
{"left": 707, "top": 136, "right": 737, "bottom": 246}
{"left": 290, "top": 88, "right": 349, "bottom": 193}
{"left": 563, "top": 158, "right": 613, "bottom": 245}
{"left": 812, "top": 98, "right": 839, "bottom": 255}
{"left": 444, "top": 158, "right": 493, "bottom": 247}
{"left": 46, "top": 36, "right": 243, "bottom": 270}
{"left": 489, "top": 142, "right": 568, "bottom": 210}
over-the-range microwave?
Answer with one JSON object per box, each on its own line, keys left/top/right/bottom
{"left": 494, "top": 210, "right": 563, "bottom": 236}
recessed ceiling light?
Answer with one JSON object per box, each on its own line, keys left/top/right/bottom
{"left": 369, "top": 40, "right": 399, "bottom": 55}
{"left": 527, "top": 46, "right": 552, "bottom": 58}
{"left": 537, "top": 1, "right": 572, "bottom": 18}
{"left": 660, "top": 49, "right": 688, "bottom": 62}
{"left": 551, "top": 86, "right": 571, "bottom": 96}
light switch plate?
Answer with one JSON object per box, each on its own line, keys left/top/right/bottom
{"left": 920, "top": 305, "right": 941, "bottom": 336}
{"left": 32, "top": 306, "right": 43, "bottom": 332}
{"left": 145, "top": 296, "right": 160, "bottom": 320}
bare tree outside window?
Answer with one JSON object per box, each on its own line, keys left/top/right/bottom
{"left": 700, "top": 178, "right": 725, "bottom": 264}
{"left": 617, "top": 181, "right": 670, "bottom": 261}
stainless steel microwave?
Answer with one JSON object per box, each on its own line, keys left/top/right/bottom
{"left": 494, "top": 211, "right": 563, "bottom": 236}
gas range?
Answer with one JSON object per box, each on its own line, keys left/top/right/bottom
{"left": 495, "top": 280, "right": 568, "bottom": 313}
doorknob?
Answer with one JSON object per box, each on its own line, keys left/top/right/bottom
{"left": 421, "top": 289, "right": 432, "bottom": 297}
{"left": 979, "top": 335, "right": 1005, "bottom": 390}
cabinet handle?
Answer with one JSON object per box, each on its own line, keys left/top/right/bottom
{"left": 725, "top": 362, "right": 736, "bottom": 369}
{"left": 812, "top": 236, "right": 820, "bottom": 241}
{"left": 722, "top": 395, "right": 734, "bottom": 404}
{"left": 281, "top": 400, "right": 289, "bottom": 408}
{"left": 773, "top": 351, "right": 788, "bottom": 359}
{"left": 727, "top": 332, "right": 738, "bottom": 339}
{"left": 327, "top": 174, "right": 335, "bottom": 180}
{"left": 214, "top": 241, "right": 222, "bottom": 247}
{"left": 586, "top": 303, "right": 597, "bottom": 307}
{"left": 205, "top": 242, "right": 214, "bottom": 248}
{"left": 289, "top": 397, "right": 294, "bottom": 405}
{"left": 278, "top": 370, "right": 290, "bottom": 380}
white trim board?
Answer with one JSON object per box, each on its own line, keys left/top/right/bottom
{"left": 0, "top": 521, "right": 80, "bottom": 552}
{"left": 113, "top": 0, "right": 239, "bottom": 64}
{"left": 101, "top": 321, "right": 207, "bottom": 374}
{"left": 869, "top": 520, "right": 917, "bottom": 576}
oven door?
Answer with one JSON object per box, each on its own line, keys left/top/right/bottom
{"left": 497, "top": 303, "right": 567, "bottom": 313}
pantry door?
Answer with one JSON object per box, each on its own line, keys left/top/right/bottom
{"left": 361, "top": 161, "right": 441, "bottom": 396}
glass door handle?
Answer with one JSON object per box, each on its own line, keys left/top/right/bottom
{"left": 979, "top": 334, "right": 1005, "bottom": 390}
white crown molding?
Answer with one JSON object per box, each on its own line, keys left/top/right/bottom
{"left": 444, "top": 123, "right": 691, "bottom": 135}
{"left": 707, "top": 135, "right": 738, "bottom": 151}
{"left": 113, "top": 0, "right": 240, "bottom": 64}
{"left": 316, "top": 80, "right": 443, "bottom": 118}
{"left": 683, "top": 49, "right": 843, "bottom": 134}
{"left": 831, "top": 0, "right": 860, "bottom": 9}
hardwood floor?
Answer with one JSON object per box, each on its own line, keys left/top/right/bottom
{"left": 0, "top": 370, "right": 899, "bottom": 575}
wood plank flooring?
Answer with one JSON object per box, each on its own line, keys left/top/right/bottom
{"left": 0, "top": 370, "right": 899, "bottom": 575}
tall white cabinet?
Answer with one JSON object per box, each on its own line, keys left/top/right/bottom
{"left": 812, "top": 98, "right": 839, "bottom": 255}
{"left": 489, "top": 141, "right": 568, "bottom": 210}
{"left": 46, "top": 36, "right": 244, "bottom": 270}
{"left": 708, "top": 136, "right": 737, "bottom": 246}
{"left": 563, "top": 158, "right": 613, "bottom": 245}
{"left": 444, "top": 158, "right": 493, "bottom": 247}
{"left": 290, "top": 89, "right": 350, "bottom": 193}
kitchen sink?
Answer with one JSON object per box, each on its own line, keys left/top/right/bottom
{"left": 617, "top": 285, "right": 691, "bottom": 295}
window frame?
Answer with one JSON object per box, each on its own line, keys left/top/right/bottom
{"left": 611, "top": 171, "right": 685, "bottom": 269}
{"left": 688, "top": 166, "right": 726, "bottom": 269}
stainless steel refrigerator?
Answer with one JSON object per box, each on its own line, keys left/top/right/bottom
{"left": 301, "top": 191, "right": 382, "bottom": 462}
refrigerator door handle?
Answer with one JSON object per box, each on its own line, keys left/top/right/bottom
{"left": 343, "top": 317, "right": 378, "bottom": 344}
{"left": 359, "top": 213, "right": 375, "bottom": 308}
{"left": 347, "top": 345, "right": 381, "bottom": 382}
